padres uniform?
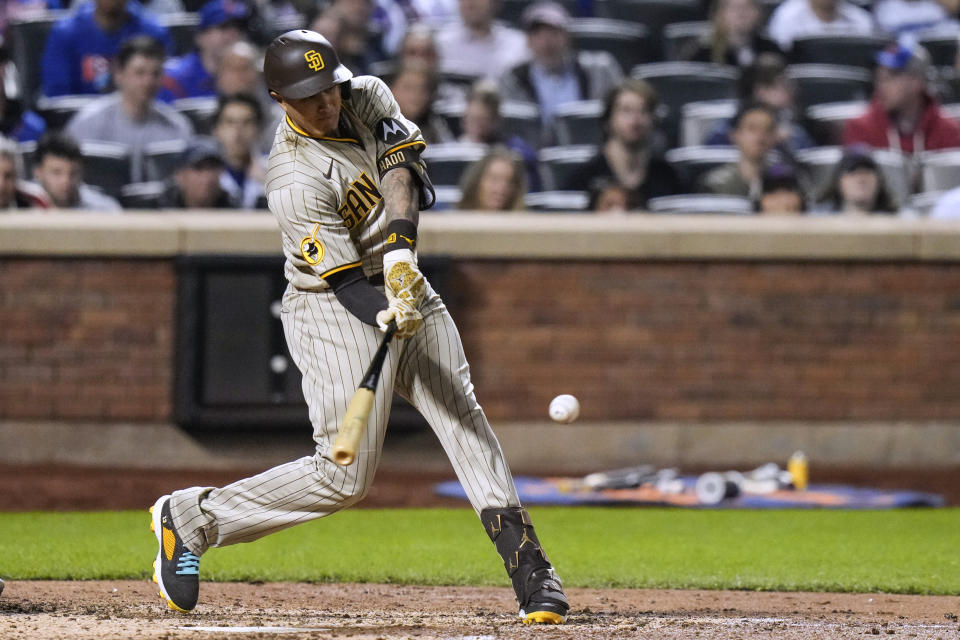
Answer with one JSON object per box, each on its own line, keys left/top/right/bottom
{"left": 153, "top": 31, "right": 567, "bottom": 624}
{"left": 166, "top": 75, "right": 519, "bottom": 552}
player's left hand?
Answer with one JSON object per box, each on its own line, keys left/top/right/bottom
{"left": 381, "top": 248, "right": 425, "bottom": 338}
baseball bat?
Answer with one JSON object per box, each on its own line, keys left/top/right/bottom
{"left": 331, "top": 320, "right": 398, "bottom": 466}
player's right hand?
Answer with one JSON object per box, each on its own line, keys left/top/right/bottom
{"left": 376, "top": 304, "right": 422, "bottom": 339}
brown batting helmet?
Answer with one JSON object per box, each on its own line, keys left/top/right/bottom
{"left": 263, "top": 30, "right": 353, "bottom": 100}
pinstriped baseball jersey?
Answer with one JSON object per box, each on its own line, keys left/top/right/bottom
{"left": 265, "top": 75, "right": 433, "bottom": 292}
{"left": 167, "top": 75, "right": 520, "bottom": 555}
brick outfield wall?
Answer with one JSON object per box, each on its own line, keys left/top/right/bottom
{"left": 2, "top": 257, "right": 960, "bottom": 422}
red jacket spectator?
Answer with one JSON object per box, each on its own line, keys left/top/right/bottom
{"left": 843, "top": 94, "right": 960, "bottom": 154}
{"left": 843, "top": 42, "right": 960, "bottom": 154}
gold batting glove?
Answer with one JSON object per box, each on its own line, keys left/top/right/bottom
{"left": 379, "top": 248, "right": 425, "bottom": 339}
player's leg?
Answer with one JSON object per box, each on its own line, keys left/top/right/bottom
{"left": 394, "top": 283, "right": 569, "bottom": 624}
{"left": 151, "top": 287, "right": 397, "bottom": 611}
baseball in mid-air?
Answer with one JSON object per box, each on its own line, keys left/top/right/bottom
{"left": 549, "top": 394, "right": 580, "bottom": 423}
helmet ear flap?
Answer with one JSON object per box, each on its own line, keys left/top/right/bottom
{"left": 339, "top": 79, "right": 352, "bottom": 101}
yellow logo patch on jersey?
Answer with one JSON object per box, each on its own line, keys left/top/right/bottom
{"left": 300, "top": 223, "right": 325, "bottom": 265}
{"left": 304, "top": 50, "right": 325, "bottom": 72}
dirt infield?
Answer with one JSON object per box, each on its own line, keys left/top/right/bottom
{"left": 2, "top": 581, "right": 959, "bottom": 640}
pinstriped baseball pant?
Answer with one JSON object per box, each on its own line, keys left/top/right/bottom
{"left": 169, "top": 280, "right": 520, "bottom": 555}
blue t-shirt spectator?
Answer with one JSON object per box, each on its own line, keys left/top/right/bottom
{"left": 41, "top": 0, "right": 172, "bottom": 97}
{"left": 157, "top": 0, "right": 250, "bottom": 102}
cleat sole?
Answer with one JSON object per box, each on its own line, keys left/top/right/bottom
{"left": 523, "top": 611, "right": 566, "bottom": 625}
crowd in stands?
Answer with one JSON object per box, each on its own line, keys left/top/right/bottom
{"left": 2, "top": 0, "right": 960, "bottom": 215}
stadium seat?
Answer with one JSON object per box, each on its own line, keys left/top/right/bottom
{"left": 568, "top": 19, "right": 657, "bottom": 73}
{"left": 603, "top": 0, "right": 705, "bottom": 40}
{"left": 432, "top": 98, "right": 465, "bottom": 139}
{"left": 430, "top": 185, "right": 463, "bottom": 210}
{"left": 158, "top": 12, "right": 201, "bottom": 57}
{"left": 120, "top": 181, "right": 166, "bottom": 209}
{"left": 79, "top": 141, "right": 132, "bottom": 199}
{"left": 646, "top": 193, "right": 754, "bottom": 214}
{"left": 632, "top": 62, "right": 739, "bottom": 147}
{"left": 34, "top": 94, "right": 99, "bottom": 131}
{"left": 664, "top": 145, "right": 740, "bottom": 187}
{"left": 7, "top": 11, "right": 67, "bottom": 108}
{"left": 803, "top": 101, "right": 869, "bottom": 147}
{"left": 500, "top": 101, "right": 542, "bottom": 147}
{"left": 921, "top": 149, "right": 960, "bottom": 193}
{"left": 143, "top": 139, "right": 189, "bottom": 182}
{"left": 173, "top": 96, "right": 218, "bottom": 134}
{"left": 939, "top": 102, "right": 960, "bottom": 125}
{"left": 538, "top": 145, "right": 598, "bottom": 191}
{"left": 552, "top": 99, "right": 604, "bottom": 146}
{"left": 525, "top": 190, "right": 589, "bottom": 212}
{"left": 422, "top": 142, "right": 488, "bottom": 187}
{"left": 787, "top": 65, "right": 873, "bottom": 113}
{"left": 18, "top": 140, "right": 38, "bottom": 177}
{"left": 680, "top": 99, "right": 737, "bottom": 147}
{"left": 662, "top": 21, "right": 711, "bottom": 61}
{"left": 919, "top": 30, "right": 959, "bottom": 68}
{"left": 907, "top": 190, "right": 946, "bottom": 216}
{"left": 788, "top": 34, "right": 890, "bottom": 69}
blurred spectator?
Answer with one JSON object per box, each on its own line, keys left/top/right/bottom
{"left": 435, "top": 0, "right": 529, "bottom": 81}
{"left": 458, "top": 80, "right": 541, "bottom": 191}
{"left": 41, "top": 0, "right": 173, "bottom": 97}
{"left": 565, "top": 79, "right": 681, "bottom": 209}
{"left": 701, "top": 102, "right": 778, "bottom": 198}
{"left": 63, "top": 0, "right": 186, "bottom": 12}
{"left": 158, "top": 0, "right": 251, "bottom": 102}
{"left": 929, "top": 183, "right": 960, "bottom": 217}
{"left": 215, "top": 41, "right": 263, "bottom": 97}
{"left": 65, "top": 36, "right": 193, "bottom": 181}
{"left": 212, "top": 93, "right": 266, "bottom": 209}
{"left": 31, "top": 132, "right": 122, "bottom": 210}
{"left": 756, "top": 164, "right": 806, "bottom": 214}
{"left": 159, "top": 136, "right": 232, "bottom": 208}
{"left": 767, "top": 0, "right": 875, "bottom": 52}
{"left": 0, "top": 137, "right": 49, "bottom": 210}
{"left": 814, "top": 146, "right": 897, "bottom": 214}
{"left": 844, "top": 42, "right": 960, "bottom": 155}
{"left": 682, "top": 0, "right": 781, "bottom": 67}
{"left": 500, "top": 1, "right": 621, "bottom": 140}
{"left": 705, "top": 53, "right": 814, "bottom": 151}
{"left": 457, "top": 145, "right": 527, "bottom": 211}
{"left": 873, "top": 0, "right": 956, "bottom": 37}
{"left": 0, "top": 45, "right": 46, "bottom": 142}
{"left": 388, "top": 62, "right": 454, "bottom": 143}
{"left": 587, "top": 177, "right": 630, "bottom": 213}
{"left": 381, "top": 23, "right": 466, "bottom": 101}
{"left": 310, "top": 0, "right": 387, "bottom": 76}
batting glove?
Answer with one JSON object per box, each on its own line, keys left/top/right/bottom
{"left": 378, "top": 248, "right": 425, "bottom": 339}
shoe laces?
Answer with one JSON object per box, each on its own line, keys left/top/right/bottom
{"left": 176, "top": 551, "right": 200, "bottom": 576}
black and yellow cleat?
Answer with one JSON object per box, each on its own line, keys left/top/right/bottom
{"left": 150, "top": 495, "right": 200, "bottom": 612}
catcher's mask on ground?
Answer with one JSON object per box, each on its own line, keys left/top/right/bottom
{"left": 264, "top": 29, "right": 353, "bottom": 101}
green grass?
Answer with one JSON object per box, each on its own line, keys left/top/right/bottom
{"left": 1, "top": 507, "right": 957, "bottom": 595}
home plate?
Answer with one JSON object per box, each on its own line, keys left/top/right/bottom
{"left": 178, "top": 626, "right": 331, "bottom": 633}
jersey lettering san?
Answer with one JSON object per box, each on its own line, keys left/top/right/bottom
{"left": 337, "top": 171, "right": 382, "bottom": 230}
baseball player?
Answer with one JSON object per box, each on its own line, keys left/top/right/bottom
{"left": 149, "top": 30, "right": 569, "bottom": 625}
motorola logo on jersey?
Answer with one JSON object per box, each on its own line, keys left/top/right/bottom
{"left": 338, "top": 172, "right": 382, "bottom": 230}
{"left": 299, "top": 223, "right": 325, "bottom": 265}
{"left": 377, "top": 118, "right": 409, "bottom": 145}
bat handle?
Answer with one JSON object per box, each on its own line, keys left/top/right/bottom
{"left": 330, "top": 321, "right": 398, "bottom": 466}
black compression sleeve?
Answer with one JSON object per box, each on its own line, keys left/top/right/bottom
{"left": 325, "top": 265, "right": 388, "bottom": 327}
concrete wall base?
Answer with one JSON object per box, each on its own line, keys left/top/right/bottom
{"left": 2, "top": 421, "right": 958, "bottom": 473}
